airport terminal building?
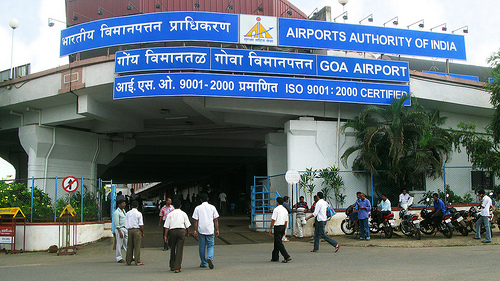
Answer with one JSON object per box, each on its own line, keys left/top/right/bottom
{"left": 0, "top": 0, "right": 493, "bottom": 211}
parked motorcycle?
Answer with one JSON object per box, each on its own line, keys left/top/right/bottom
{"left": 467, "top": 206, "right": 494, "bottom": 236}
{"left": 341, "top": 205, "right": 358, "bottom": 235}
{"left": 420, "top": 207, "right": 454, "bottom": 238}
{"left": 369, "top": 206, "right": 395, "bottom": 238}
{"left": 399, "top": 208, "right": 421, "bottom": 240}
{"left": 447, "top": 207, "right": 469, "bottom": 236}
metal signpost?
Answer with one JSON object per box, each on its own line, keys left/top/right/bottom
{"left": 58, "top": 204, "right": 77, "bottom": 255}
{"left": 0, "top": 207, "right": 26, "bottom": 254}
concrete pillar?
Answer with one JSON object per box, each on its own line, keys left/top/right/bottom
{"left": 19, "top": 125, "right": 135, "bottom": 191}
{"left": 265, "top": 133, "right": 287, "bottom": 197}
{"left": 19, "top": 125, "right": 98, "bottom": 187}
{"left": 19, "top": 125, "right": 136, "bottom": 193}
{"left": 285, "top": 117, "right": 338, "bottom": 201}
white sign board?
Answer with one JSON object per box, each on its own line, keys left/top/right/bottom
{"left": 0, "top": 236, "right": 13, "bottom": 243}
{"left": 285, "top": 169, "right": 300, "bottom": 185}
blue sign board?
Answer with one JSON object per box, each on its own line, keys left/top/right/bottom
{"left": 115, "top": 47, "right": 410, "bottom": 82}
{"left": 61, "top": 11, "right": 466, "bottom": 60}
{"left": 278, "top": 18, "right": 466, "bottom": 60}
{"left": 60, "top": 12, "right": 238, "bottom": 56}
{"left": 114, "top": 72, "right": 410, "bottom": 106}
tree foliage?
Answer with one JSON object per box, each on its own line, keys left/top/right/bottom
{"left": 341, "top": 95, "right": 453, "bottom": 189}
{"left": 318, "top": 166, "right": 345, "bottom": 208}
{"left": 485, "top": 50, "right": 500, "bottom": 142}
{"left": 453, "top": 50, "right": 500, "bottom": 177}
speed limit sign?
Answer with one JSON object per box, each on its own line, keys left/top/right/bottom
{"left": 62, "top": 176, "right": 79, "bottom": 193}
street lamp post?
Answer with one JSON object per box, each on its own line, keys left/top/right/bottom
{"left": 9, "top": 19, "right": 19, "bottom": 80}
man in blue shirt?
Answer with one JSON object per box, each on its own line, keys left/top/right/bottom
{"left": 357, "top": 193, "right": 371, "bottom": 240}
{"left": 348, "top": 192, "right": 362, "bottom": 228}
{"left": 430, "top": 193, "right": 446, "bottom": 233}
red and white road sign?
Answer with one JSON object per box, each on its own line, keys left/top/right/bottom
{"left": 62, "top": 176, "right": 79, "bottom": 193}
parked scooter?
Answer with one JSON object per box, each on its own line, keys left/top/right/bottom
{"left": 446, "top": 207, "right": 469, "bottom": 236}
{"left": 369, "top": 206, "right": 395, "bottom": 238}
{"left": 420, "top": 206, "right": 454, "bottom": 238}
{"left": 399, "top": 208, "right": 421, "bottom": 240}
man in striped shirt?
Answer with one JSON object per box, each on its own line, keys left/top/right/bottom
{"left": 293, "top": 196, "right": 309, "bottom": 238}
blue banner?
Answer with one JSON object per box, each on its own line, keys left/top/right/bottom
{"left": 61, "top": 11, "right": 466, "bottom": 60}
{"left": 114, "top": 72, "right": 410, "bottom": 106}
{"left": 278, "top": 18, "right": 466, "bottom": 60}
{"left": 115, "top": 47, "right": 409, "bottom": 82}
{"left": 60, "top": 12, "right": 238, "bottom": 56}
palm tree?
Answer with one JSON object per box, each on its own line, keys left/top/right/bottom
{"left": 341, "top": 96, "right": 453, "bottom": 189}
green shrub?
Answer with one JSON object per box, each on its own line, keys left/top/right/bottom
{"left": 0, "top": 180, "right": 54, "bottom": 221}
{"left": 56, "top": 186, "right": 99, "bottom": 221}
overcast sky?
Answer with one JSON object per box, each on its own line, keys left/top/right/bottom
{"left": 1, "top": 0, "right": 499, "bottom": 177}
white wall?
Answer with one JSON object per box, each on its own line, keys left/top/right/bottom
{"left": 0, "top": 221, "right": 112, "bottom": 252}
{"left": 266, "top": 133, "right": 288, "bottom": 196}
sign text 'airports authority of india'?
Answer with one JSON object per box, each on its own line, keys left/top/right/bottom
{"left": 60, "top": 11, "right": 466, "bottom": 60}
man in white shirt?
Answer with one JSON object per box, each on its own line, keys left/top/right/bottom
{"left": 306, "top": 192, "right": 340, "bottom": 253}
{"left": 398, "top": 189, "right": 413, "bottom": 210}
{"left": 164, "top": 199, "right": 191, "bottom": 273}
{"left": 193, "top": 193, "right": 219, "bottom": 269}
{"left": 378, "top": 194, "right": 391, "bottom": 212}
{"left": 112, "top": 199, "right": 128, "bottom": 263}
{"left": 375, "top": 194, "right": 392, "bottom": 225}
{"left": 268, "top": 197, "right": 291, "bottom": 263}
{"left": 125, "top": 200, "right": 144, "bottom": 266}
{"left": 474, "top": 189, "right": 492, "bottom": 243}
{"left": 219, "top": 192, "right": 227, "bottom": 216}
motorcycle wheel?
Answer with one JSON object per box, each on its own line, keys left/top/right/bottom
{"left": 383, "top": 222, "right": 393, "bottom": 239}
{"left": 466, "top": 220, "right": 475, "bottom": 233}
{"left": 442, "top": 225, "right": 453, "bottom": 238}
{"left": 414, "top": 228, "right": 421, "bottom": 240}
{"left": 341, "top": 219, "right": 355, "bottom": 235}
{"left": 459, "top": 226, "right": 469, "bottom": 236}
{"left": 400, "top": 222, "right": 412, "bottom": 237}
{"left": 420, "top": 223, "right": 434, "bottom": 235}
{"left": 369, "top": 221, "right": 380, "bottom": 234}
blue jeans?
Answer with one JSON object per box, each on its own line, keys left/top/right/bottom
{"left": 198, "top": 234, "right": 215, "bottom": 266}
{"left": 359, "top": 218, "right": 370, "bottom": 239}
{"left": 474, "top": 216, "right": 491, "bottom": 242}
{"left": 313, "top": 220, "right": 338, "bottom": 251}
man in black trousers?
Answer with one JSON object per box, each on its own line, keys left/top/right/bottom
{"left": 164, "top": 199, "right": 191, "bottom": 273}
{"left": 268, "top": 197, "right": 291, "bottom": 263}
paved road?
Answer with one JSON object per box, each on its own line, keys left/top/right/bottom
{"left": 142, "top": 215, "right": 274, "bottom": 247}
{"left": 2, "top": 225, "right": 500, "bottom": 281}
{"left": 3, "top": 215, "right": 500, "bottom": 280}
